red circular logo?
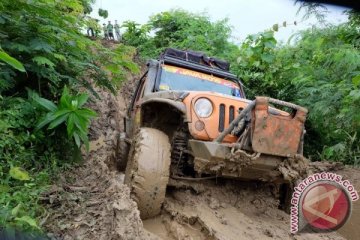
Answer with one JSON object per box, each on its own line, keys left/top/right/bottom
{"left": 301, "top": 182, "right": 351, "bottom": 231}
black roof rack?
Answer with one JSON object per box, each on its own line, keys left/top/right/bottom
{"left": 160, "top": 48, "right": 239, "bottom": 82}
{"left": 161, "top": 48, "right": 230, "bottom": 71}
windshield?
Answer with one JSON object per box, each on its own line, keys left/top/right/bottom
{"left": 158, "top": 65, "right": 243, "bottom": 97}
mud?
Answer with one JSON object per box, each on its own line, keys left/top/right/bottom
{"left": 143, "top": 179, "right": 346, "bottom": 240}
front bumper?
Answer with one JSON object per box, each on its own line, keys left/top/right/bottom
{"left": 189, "top": 140, "right": 286, "bottom": 182}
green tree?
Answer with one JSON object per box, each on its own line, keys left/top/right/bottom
{"left": 121, "top": 21, "right": 153, "bottom": 52}
{"left": 0, "top": 0, "right": 138, "bottom": 231}
{"left": 286, "top": 25, "right": 360, "bottom": 163}
{"left": 148, "top": 9, "right": 236, "bottom": 58}
{"left": 234, "top": 18, "right": 360, "bottom": 164}
{"left": 0, "top": 0, "right": 135, "bottom": 96}
{"left": 233, "top": 31, "right": 284, "bottom": 99}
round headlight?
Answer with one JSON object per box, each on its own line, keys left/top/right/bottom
{"left": 194, "top": 98, "right": 213, "bottom": 118}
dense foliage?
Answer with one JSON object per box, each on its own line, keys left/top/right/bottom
{"left": 0, "top": 0, "right": 137, "bottom": 232}
{"left": 234, "top": 16, "right": 360, "bottom": 164}
{"left": 122, "top": 9, "right": 240, "bottom": 60}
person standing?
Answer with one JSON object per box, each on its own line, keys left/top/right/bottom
{"left": 107, "top": 21, "right": 114, "bottom": 40}
{"left": 102, "top": 23, "right": 108, "bottom": 40}
{"left": 114, "top": 20, "right": 121, "bottom": 41}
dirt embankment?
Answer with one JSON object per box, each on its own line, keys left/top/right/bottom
{"left": 42, "top": 61, "right": 360, "bottom": 240}
{"left": 42, "top": 85, "right": 156, "bottom": 240}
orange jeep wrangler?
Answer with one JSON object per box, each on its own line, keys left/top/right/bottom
{"left": 120, "top": 48, "right": 308, "bottom": 219}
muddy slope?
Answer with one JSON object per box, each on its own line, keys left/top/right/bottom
{"left": 42, "top": 86, "right": 156, "bottom": 240}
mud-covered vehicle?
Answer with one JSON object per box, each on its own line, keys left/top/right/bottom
{"left": 120, "top": 48, "right": 308, "bottom": 219}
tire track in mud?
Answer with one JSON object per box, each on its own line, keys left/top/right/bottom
{"left": 143, "top": 180, "right": 345, "bottom": 240}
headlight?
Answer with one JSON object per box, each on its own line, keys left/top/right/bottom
{"left": 194, "top": 98, "right": 213, "bottom": 118}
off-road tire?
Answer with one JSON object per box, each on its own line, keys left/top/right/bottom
{"left": 124, "top": 127, "right": 171, "bottom": 219}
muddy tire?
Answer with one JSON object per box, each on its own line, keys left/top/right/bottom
{"left": 124, "top": 127, "right": 171, "bottom": 219}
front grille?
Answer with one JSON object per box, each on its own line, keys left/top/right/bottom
{"left": 229, "top": 106, "right": 235, "bottom": 124}
{"left": 218, "top": 104, "right": 238, "bottom": 133}
{"left": 218, "top": 104, "right": 225, "bottom": 132}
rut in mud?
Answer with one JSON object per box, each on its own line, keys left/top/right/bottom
{"left": 143, "top": 160, "right": 359, "bottom": 240}
{"left": 144, "top": 178, "right": 347, "bottom": 240}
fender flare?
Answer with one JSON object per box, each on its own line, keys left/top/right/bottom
{"left": 141, "top": 98, "right": 187, "bottom": 115}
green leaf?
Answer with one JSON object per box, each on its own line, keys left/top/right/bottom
{"left": 73, "top": 114, "right": 88, "bottom": 133}
{"left": 77, "top": 94, "right": 89, "bottom": 108}
{"left": 59, "top": 86, "right": 71, "bottom": 109}
{"left": 262, "top": 31, "right": 274, "bottom": 39}
{"left": 78, "top": 131, "right": 90, "bottom": 151}
{"left": 48, "top": 113, "right": 70, "bottom": 129}
{"left": 71, "top": 100, "right": 78, "bottom": 109}
{"left": 0, "top": 119, "right": 11, "bottom": 131}
{"left": 0, "top": 185, "right": 10, "bottom": 192}
{"left": 11, "top": 204, "right": 21, "bottom": 217}
{"left": 352, "top": 75, "right": 360, "bottom": 87}
{"left": 15, "top": 216, "right": 39, "bottom": 229}
{"left": 261, "top": 53, "right": 275, "bottom": 63}
{"left": 9, "top": 43, "right": 30, "bottom": 53}
{"left": 105, "top": 64, "right": 120, "bottom": 74}
{"left": 73, "top": 132, "right": 81, "bottom": 148}
{"left": 76, "top": 109, "right": 97, "bottom": 119}
{"left": 9, "top": 167, "right": 30, "bottom": 181}
{"left": 0, "top": 49, "right": 26, "bottom": 72}
{"left": 29, "top": 38, "right": 54, "bottom": 53}
{"left": 53, "top": 109, "right": 71, "bottom": 118}
{"left": 264, "top": 40, "right": 276, "bottom": 49}
{"left": 53, "top": 53, "right": 66, "bottom": 61}
{"left": 67, "top": 113, "right": 76, "bottom": 136}
{"left": 32, "top": 56, "right": 55, "bottom": 68}
{"left": 33, "top": 96, "right": 57, "bottom": 112}
{"left": 36, "top": 112, "right": 56, "bottom": 130}
{"left": 349, "top": 90, "right": 360, "bottom": 100}
{"left": 121, "top": 61, "right": 140, "bottom": 73}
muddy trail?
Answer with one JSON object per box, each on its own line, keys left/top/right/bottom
{"left": 42, "top": 69, "right": 360, "bottom": 240}
{"left": 144, "top": 178, "right": 350, "bottom": 240}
